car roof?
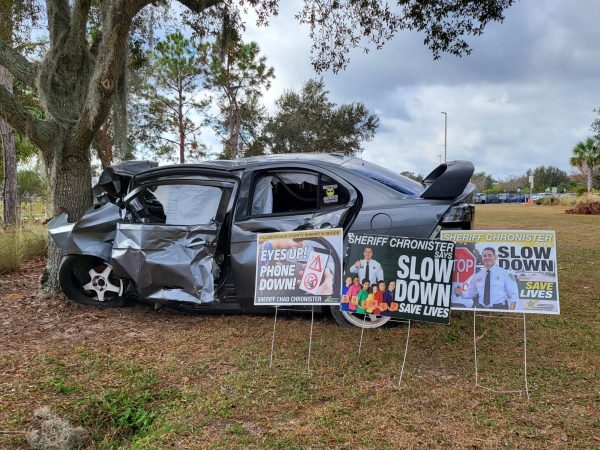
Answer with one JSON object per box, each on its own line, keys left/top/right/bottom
{"left": 133, "top": 153, "right": 354, "bottom": 182}
{"left": 157, "top": 152, "right": 349, "bottom": 171}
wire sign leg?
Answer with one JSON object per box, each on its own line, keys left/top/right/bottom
{"left": 473, "top": 311, "right": 479, "bottom": 386}
{"left": 307, "top": 306, "right": 315, "bottom": 374}
{"left": 269, "top": 306, "right": 278, "bottom": 369}
{"left": 358, "top": 313, "right": 367, "bottom": 356}
{"left": 473, "top": 310, "right": 531, "bottom": 399}
{"left": 523, "top": 313, "right": 530, "bottom": 401}
{"left": 397, "top": 320, "right": 411, "bottom": 387}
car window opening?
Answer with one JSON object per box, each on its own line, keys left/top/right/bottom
{"left": 275, "top": 173, "right": 318, "bottom": 213}
{"left": 251, "top": 173, "right": 317, "bottom": 215}
{"left": 251, "top": 172, "right": 350, "bottom": 216}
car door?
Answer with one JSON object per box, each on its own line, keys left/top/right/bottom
{"left": 111, "top": 177, "right": 236, "bottom": 304}
{"left": 230, "top": 164, "right": 358, "bottom": 301}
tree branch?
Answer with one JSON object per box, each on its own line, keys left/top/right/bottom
{"left": 69, "top": 0, "right": 92, "bottom": 47}
{"left": 68, "top": 0, "right": 148, "bottom": 154}
{"left": 0, "top": 41, "right": 37, "bottom": 88}
{"left": 47, "top": 0, "right": 71, "bottom": 45}
{"left": 155, "top": 95, "right": 181, "bottom": 116}
{"left": 158, "top": 135, "right": 180, "bottom": 145}
{"left": 93, "top": 125, "right": 113, "bottom": 167}
{"left": 0, "top": 84, "right": 57, "bottom": 158}
{"left": 177, "top": 0, "right": 222, "bottom": 14}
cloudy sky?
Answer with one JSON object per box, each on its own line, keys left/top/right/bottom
{"left": 237, "top": 0, "right": 600, "bottom": 179}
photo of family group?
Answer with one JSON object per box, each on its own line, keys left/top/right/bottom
{"left": 341, "top": 276, "right": 398, "bottom": 315}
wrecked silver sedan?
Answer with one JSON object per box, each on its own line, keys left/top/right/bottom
{"left": 49, "top": 154, "right": 475, "bottom": 328}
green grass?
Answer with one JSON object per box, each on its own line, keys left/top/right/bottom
{"left": 0, "top": 204, "right": 598, "bottom": 448}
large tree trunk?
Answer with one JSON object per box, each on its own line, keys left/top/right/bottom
{"left": 0, "top": 65, "right": 17, "bottom": 226}
{"left": 41, "top": 146, "right": 93, "bottom": 292}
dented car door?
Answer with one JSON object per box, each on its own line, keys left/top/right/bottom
{"left": 111, "top": 178, "right": 236, "bottom": 304}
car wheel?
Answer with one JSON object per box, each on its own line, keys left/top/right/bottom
{"left": 59, "top": 255, "right": 125, "bottom": 307}
{"left": 330, "top": 306, "right": 392, "bottom": 328}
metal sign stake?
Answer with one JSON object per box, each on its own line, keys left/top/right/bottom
{"left": 473, "top": 311, "right": 479, "bottom": 384}
{"left": 522, "top": 313, "right": 530, "bottom": 400}
{"left": 307, "top": 306, "right": 315, "bottom": 374}
{"left": 358, "top": 313, "right": 367, "bottom": 356}
{"left": 269, "top": 306, "right": 279, "bottom": 369}
{"left": 397, "top": 320, "right": 411, "bottom": 387}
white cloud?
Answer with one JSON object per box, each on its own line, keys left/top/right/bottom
{"left": 237, "top": 0, "right": 599, "bottom": 179}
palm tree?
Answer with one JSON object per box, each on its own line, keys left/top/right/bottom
{"left": 570, "top": 138, "right": 600, "bottom": 193}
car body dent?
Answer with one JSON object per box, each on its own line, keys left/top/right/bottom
{"left": 111, "top": 175, "right": 237, "bottom": 303}
{"left": 47, "top": 202, "right": 121, "bottom": 262}
{"left": 111, "top": 223, "right": 218, "bottom": 303}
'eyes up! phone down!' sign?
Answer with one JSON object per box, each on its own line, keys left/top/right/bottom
{"left": 254, "top": 229, "right": 343, "bottom": 306}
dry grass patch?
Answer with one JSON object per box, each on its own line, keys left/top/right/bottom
{"left": 0, "top": 224, "right": 46, "bottom": 274}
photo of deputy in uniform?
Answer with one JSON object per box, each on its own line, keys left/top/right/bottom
{"left": 349, "top": 245, "right": 384, "bottom": 285}
{"left": 442, "top": 229, "right": 559, "bottom": 315}
{"left": 454, "top": 247, "right": 519, "bottom": 310}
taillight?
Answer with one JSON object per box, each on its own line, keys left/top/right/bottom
{"left": 442, "top": 203, "right": 473, "bottom": 225}
{"left": 429, "top": 203, "right": 474, "bottom": 239}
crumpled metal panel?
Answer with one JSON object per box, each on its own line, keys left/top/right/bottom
{"left": 94, "top": 160, "right": 158, "bottom": 208}
{"left": 47, "top": 203, "right": 121, "bottom": 262}
{"left": 111, "top": 223, "right": 218, "bottom": 303}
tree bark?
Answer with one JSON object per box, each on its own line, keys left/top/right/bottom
{"left": 95, "top": 125, "right": 113, "bottom": 168}
{"left": 112, "top": 37, "right": 132, "bottom": 160}
{"left": 0, "top": 1, "right": 18, "bottom": 226}
{"left": 41, "top": 145, "right": 93, "bottom": 292}
{"left": 0, "top": 65, "right": 18, "bottom": 226}
{"left": 231, "top": 107, "right": 241, "bottom": 159}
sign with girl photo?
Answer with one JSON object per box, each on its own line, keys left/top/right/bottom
{"left": 255, "top": 228, "right": 343, "bottom": 305}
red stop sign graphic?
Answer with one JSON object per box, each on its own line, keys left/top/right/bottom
{"left": 453, "top": 247, "right": 476, "bottom": 283}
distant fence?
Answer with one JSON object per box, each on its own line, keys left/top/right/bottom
{"left": 0, "top": 200, "right": 48, "bottom": 222}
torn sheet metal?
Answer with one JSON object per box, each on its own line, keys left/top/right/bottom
{"left": 111, "top": 223, "right": 218, "bottom": 303}
{"left": 47, "top": 203, "right": 121, "bottom": 262}
{"left": 94, "top": 160, "right": 158, "bottom": 207}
